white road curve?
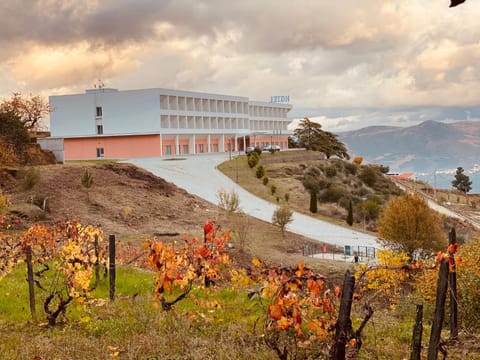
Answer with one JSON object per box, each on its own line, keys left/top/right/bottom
{"left": 126, "top": 153, "right": 380, "bottom": 249}
{"left": 393, "top": 179, "right": 480, "bottom": 228}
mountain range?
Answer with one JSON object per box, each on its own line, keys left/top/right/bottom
{"left": 338, "top": 120, "right": 480, "bottom": 175}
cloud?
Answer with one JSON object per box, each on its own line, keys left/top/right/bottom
{"left": 9, "top": 42, "right": 140, "bottom": 91}
{"left": 1, "top": 0, "right": 480, "bottom": 126}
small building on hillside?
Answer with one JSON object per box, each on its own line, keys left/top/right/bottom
{"left": 40, "top": 87, "right": 293, "bottom": 161}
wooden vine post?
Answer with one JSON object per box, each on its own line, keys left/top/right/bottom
{"left": 203, "top": 221, "right": 215, "bottom": 288}
{"left": 427, "top": 259, "right": 449, "bottom": 360}
{"left": 109, "top": 234, "right": 116, "bottom": 301}
{"left": 410, "top": 303, "right": 423, "bottom": 360}
{"left": 331, "top": 270, "right": 355, "bottom": 360}
{"left": 26, "top": 245, "right": 36, "bottom": 320}
{"left": 448, "top": 228, "right": 458, "bottom": 339}
{"left": 94, "top": 234, "right": 100, "bottom": 288}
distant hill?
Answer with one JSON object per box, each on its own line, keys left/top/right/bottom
{"left": 338, "top": 120, "right": 480, "bottom": 173}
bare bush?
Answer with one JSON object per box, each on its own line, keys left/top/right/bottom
{"left": 272, "top": 205, "right": 293, "bottom": 236}
{"left": 217, "top": 189, "right": 240, "bottom": 213}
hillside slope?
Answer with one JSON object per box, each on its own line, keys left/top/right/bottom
{"left": 0, "top": 162, "right": 339, "bottom": 269}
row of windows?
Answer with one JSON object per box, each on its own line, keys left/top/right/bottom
{"left": 160, "top": 95, "right": 249, "bottom": 114}
{"left": 250, "top": 120, "right": 288, "bottom": 131}
{"left": 159, "top": 96, "right": 288, "bottom": 118}
{"left": 248, "top": 105, "right": 288, "bottom": 118}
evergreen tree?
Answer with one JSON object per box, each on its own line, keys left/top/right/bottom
{"left": 346, "top": 200, "right": 353, "bottom": 226}
{"left": 293, "top": 117, "right": 349, "bottom": 159}
{"left": 309, "top": 191, "right": 317, "bottom": 213}
{"left": 452, "top": 167, "right": 472, "bottom": 195}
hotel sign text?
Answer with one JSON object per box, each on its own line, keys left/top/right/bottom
{"left": 270, "top": 95, "right": 290, "bottom": 103}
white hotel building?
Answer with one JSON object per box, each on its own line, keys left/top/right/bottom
{"left": 43, "top": 87, "right": 293, "bottom": 161}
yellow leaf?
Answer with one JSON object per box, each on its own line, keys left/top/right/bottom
{"left": 252, "top": 258, "right": 262, "bottom": 267}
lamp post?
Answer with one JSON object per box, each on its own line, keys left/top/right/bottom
{"left": 235, "top": 155, "right": 238, "bottom": 183}
{"left": 361, "top": 197, "right": 367, "bottom": 232}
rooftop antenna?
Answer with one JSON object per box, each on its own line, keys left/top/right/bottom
{"left": 95, "top": 79, "right": 105, "bottom": 91}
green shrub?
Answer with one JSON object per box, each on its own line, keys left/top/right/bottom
{"left": 247, "top": 152, "right": 259, "bottom": 168}
{"left": 344, "top": 162, "right": 357, "bottom": 175}
{"left": 338, "top": 195, "right": 352, "bottom": 210}
{"left": 0, "top": 111, "right": 30, "bottom": 157}
{"left": 357, "top": 186, "right": 370, "bottom": 197}
{"left": 319, "top": 184, "right": 347, "bottom": 203}
{"left": 359, "top": 166, "right": 377, "bottom": 187}
{"left": 270, "top": 184, "right": 277, "bottom": 196}
{"left": 81, "top": 169, "right": 94, "bottom": 189}
{"left": 262, "top": 176, "right": 269, "bottom": 185}
{"left": 284, "top": 193, "right": 290, "bottom": 202}
{"left": 362, "top": 199, "right": 381, "bottom": 220}
{"left": 324, "top": 166, "right": 337, "bottom": 178}
{"left": 256, "top": 165, "right": 265, "bottom": 179}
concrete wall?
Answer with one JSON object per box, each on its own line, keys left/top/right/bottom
{"left": 37, "top": 138, "right": 65, "bottom": 163}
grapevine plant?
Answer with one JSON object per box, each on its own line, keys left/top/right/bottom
{"left": 146, "top": 221, "right": 231, "bottom": 310}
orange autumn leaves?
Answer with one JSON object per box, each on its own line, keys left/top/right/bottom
{"left": 435, "top": 242, "right": 461, "bottom": 272}
{"left": 145, "top": 224, "right": 231, "bottom": 308}
{"left": 261, "top": 260, "right": 340, "bottom": 340}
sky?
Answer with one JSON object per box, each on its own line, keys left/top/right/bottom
{"left": 1, "top": 0, "right": 480, "bottom": 132}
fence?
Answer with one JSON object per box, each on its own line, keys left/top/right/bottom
{"left": 302, "top": 243, "right": 376, "bottom": 262}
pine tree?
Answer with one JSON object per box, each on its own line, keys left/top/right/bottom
{"left": 452, "top": 167, "right": 472, "bottom": 195}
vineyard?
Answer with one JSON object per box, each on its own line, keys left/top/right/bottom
{"left": 1, "top": 210, "right": 480, "bottom": 359}
{"left": 1, "top": 161, "right": 480, "bottom": 359}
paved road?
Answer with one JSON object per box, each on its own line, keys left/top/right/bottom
{"left": 393, "top": 180, "right": 480, "bottom": 228}
{"left": 126, "top": 153, "right": 379, "bottom": 249}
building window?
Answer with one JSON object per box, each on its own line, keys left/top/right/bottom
{"left": 198, "top": 144, "right": 204, "bottom": 153}
{"left": 182, "top": 144, "right": 189, "bottom": 154}
{"left": 165, "top": 145, "right": 172, "bottom": 155}
{"left": 96, "top": 106, "right": 103, "bottom": 117}
{"left": 97, "top": 125, "right": 103, "bottom": 135}
{"left": 96, "top": 148, "right": 104, "bottom": 158}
